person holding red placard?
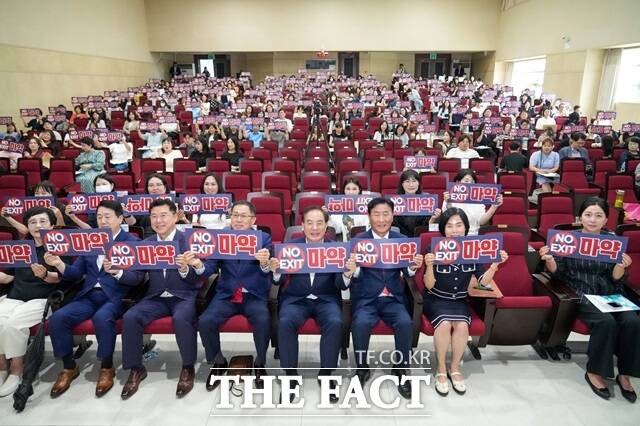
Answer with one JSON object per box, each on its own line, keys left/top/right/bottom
{"left": 270, "top": 206, "right": 357, "bottom": 403}
{"left": 0, "top": 207, "right": 64, "bottom": 397}
{"left": 350, "top": 198, "right": 424, "bottom": 400}
{"left": 423, "top": 207, "right": 507, "bottom": 397}
{"left": 539, "top": 197, "right": 640, "bottom": 402}
{"left": 198, "top": 201, "right": 273, "bottom": 392}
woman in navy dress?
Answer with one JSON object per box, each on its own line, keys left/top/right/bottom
{"left": 423, "top": 207, "right": 507, "bottom": 396}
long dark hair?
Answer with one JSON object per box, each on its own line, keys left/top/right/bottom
{"left": 578, "top": 196, "right": 609, "bottom": 218}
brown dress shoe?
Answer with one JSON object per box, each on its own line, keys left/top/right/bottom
{"left": 176, "top": 367, "right": 195, "bottom": 398}
{"left": 95, "top": 368, "right": 115, "bottom": 398}
{"left": 121, "top": 367, "right": 147, "bottom": 400}
{"left": 50, "top": 367, "right": 80, "bottom": 398}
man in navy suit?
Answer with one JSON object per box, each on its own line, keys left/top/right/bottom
{"left": 270, "top": 206, "right": 357, "bottom": 403}
{"left": 45, "top": 200, "right": 138, "bottom": 398}
{"left": 350, "top": 197, "right": 423, "bottom": 399}
{"left": 105, "top": 198, "right": 214, "bottom": 400}
{"left": 198, "top": 201, "right": 273, "bottom": 391}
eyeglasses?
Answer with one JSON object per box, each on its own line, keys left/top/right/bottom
{"left": 230, "top": 213, "right": 255, "bottom": 220}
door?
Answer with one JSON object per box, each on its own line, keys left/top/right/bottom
{"left": 338, "top": 52, "right": 359, "bottom": 77}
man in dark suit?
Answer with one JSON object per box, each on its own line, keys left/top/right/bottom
{"left": 270, "top": 206, "right": 357, "bottom": 402}
{"left": 107, "top": 198, "right": 214, "bottom": 400}
{"left": 169, "top": 61, "right": 182, "bottom": 78}
{"left": 350, "top": 197, "right": 423, "bottom": 399}
{"left": 45, "top": 200, "right": 138, "bottom": 398}
{"left": 198, "top": 201, "right": 273, "bottom": 391}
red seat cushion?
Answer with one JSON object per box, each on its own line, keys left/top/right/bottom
{"left": 420, "top": 310, "right": 485, "bottom": 336}
{"left": 299, "top": 318, "right": 322, "bottom": 334}
{"left": 144, "top": 317, "right": 174, "bottom": 333}
{"left": 218, "top": 314, "right": 255, "bottom": 332}
{"left": 495, "top": 296, "right": 552, "bottom": 309}
{"left": 572, "top": 318, "right": 590, "bottom": 335}
{"left": 371, "top": 320, "right": 394, "bottom": 335}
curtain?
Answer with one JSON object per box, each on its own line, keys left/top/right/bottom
{"left": 596, "top": 48, "right": 622, "bottom": 111}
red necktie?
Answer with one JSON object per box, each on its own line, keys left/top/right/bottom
{"left": 382, "top": 287, "right": 391, "bottom": 296}
{"left": 231, "top": 287, "right": 244, "bottom": 304}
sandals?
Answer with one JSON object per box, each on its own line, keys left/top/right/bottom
{"left": 434, "top": 373, "right": 449, "bottom": 396}
{"left": 448, "top": 371, "right": 466, "bottom": 395}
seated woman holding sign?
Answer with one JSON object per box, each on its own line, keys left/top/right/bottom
{"left": 392, "top": 169, "right": 440, "bottom": 237}
{"left": 190, "top": 173, "right": 229, "bottom": 229}
{"left": 0, "top": 207, "right": 64, "bottom": 397}
{"left": 327, "top": 179, "right": 371, "bottom": 241}
{"left": 445, "top": 134, "right": 480, "bottom": 168}
{"left": 0, "top": 181, "right": 68, "bottom": 235}
{"left": 539, "top": 197, "right": 640, "bottom": 402}
{"left": 65, "top": 174, "right": 117, "bottom": 229}
{"left": 434, "top": 169, "right": 503, "bottom": 235}
{"left": 423, "top": 207, "right": 507, "bottom": 396}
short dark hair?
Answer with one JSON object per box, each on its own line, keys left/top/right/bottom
{"left": 301, "top": 205, "right": 329, "bottom": 223}
{"left": 570, "top": 132, "right": 586, "bottom": 142}
{"left": 578, "top": 196, "right": 609, "bottom": 218}
{"left": 454, "top": 168, "right": 477, "bottom": 183}
{"left": 367, "top": 197, "right": 394, "bottom": 215}
{"left": 149, "top": 198, "right": 177, "bottom": 214}
{"left": 97, "top": 199, "right": 123, "bottom": 217}
{"left": 79, "top": 137, "right": 93, "bottom": 146}
{"left": 509, "top": 141, "right": 521, "bottom": 151}
{"left": 438, "top": 207, "right": 470, "bottom": 236}
{"left": 628, "top": 136, "right": 640, "bottom": 145}
{"left": 397, "top": 169, "right": 421, "bottom": 194}
{"left": 23, "top": 206, "right": 56, "bottom": 227}
{"left": 33, "top": 180, "right": 57, "bottom": 197}
{"left": 145, "top": 173, "right": 169, "bottom": 194}
{"left": 93, "top": 173, "right": 114, "bottom": 190}
{"left": 231, "top": 200, "right": 256, "bottom": 216}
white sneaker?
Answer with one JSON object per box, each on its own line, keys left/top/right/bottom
{"left": 0, "top": 370, "right": 8, "bottom": 386}
{"left": 0, "top": 374, "right": 21, "bottom": 397}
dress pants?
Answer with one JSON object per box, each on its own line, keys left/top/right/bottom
{"left": 578, "top": 302, "right": 640, "bottom": 378}
{"left": 351, "top": 297, "right": 413, "bottom": 368}
{"left": 0, "top": 296, "right": 48, "bottom": 359}
{"left": 121, "top": 296, "right": 196, "bottom": 370}
{"left": 278, "top": 298, "right": 342, "bottom": 370}
{"left": 198, "top": 293, "right": 270, "bottom": 365}
{"left": 48, "top": 289, "right": 122, "bottom": 359}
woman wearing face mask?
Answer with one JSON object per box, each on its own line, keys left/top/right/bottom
{"left": 191, "top": 173, "right": 229, "bottom": 229}
{"left": 0, "top": 207, "right": 67, "bottom": 397}
{"left": 327, "top": 179, "right": 371, "bottom": 241}
{"left": 539, "top": 197, "right": 639, "bottom": 402}
{"left": 436, "top": 169, "right": 503, "bottom": 235}
{"left": 65, "top": 174, "right": 116, "bottom": 229}
{"left": 0, "top": 181, "right": 68, "bottom": 233}
{"left": 423, "top": 207, "right": 508, "bottom": 397}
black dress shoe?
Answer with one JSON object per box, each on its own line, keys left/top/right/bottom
{"left": 318, "top": 377, "right": 340, "bottom": 403}
{"left": 616, "top": 375, "right": 637, "bottom": 403}
{"left": 354, "top": 369, "right": 371, "bottom": 385}
{"left": 254, "top": 364, "right": 267, "bottom": 389}
{"left": 393, "top": 368, "right": 412, "bottom": 399}
{"left": 206, "top": 359, "right": 228, "bottom": 391}
{"left": 585, "top": 372, "right": 610, "bottom": 400}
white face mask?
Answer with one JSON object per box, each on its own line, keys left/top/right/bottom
{"left": 95, "top": 184, "right": 112, "bottom": 193}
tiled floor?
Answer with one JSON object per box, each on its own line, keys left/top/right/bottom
{"left": 0, "top": 333, "right": 638, "bottom": 426}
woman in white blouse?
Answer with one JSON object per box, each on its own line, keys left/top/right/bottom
{"left": 191, "top": 173, "right": 229, "bottom": 229}
{"left": 156, "top": 139, "right": 184, "bottom": 173}
{"left": 535, "top": 108, "right": 557, "bottom": 131}
{"left": 445, "top": 134, "right": 480, "bottom": 168}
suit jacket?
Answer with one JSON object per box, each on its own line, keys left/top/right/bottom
{"left": 62, "top": 231, "right": 138, "bottom": 306}
{"left": 275, "top": 237, "right": 346, "bottom": 307}
{"left": 118, "top": 230, "right": 206, "bottom": 301}
{"left": 350, "top": 229, "right": 411, "bottom": 309}
{"left": 211, "top": 231, "right": 273, "bottom": 301}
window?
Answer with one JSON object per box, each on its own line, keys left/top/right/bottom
{"left": 614, "top": 47, "right": 640, "bottom": 103}
{"left": 511, "top": 58, "right": 546, "bottom": 97}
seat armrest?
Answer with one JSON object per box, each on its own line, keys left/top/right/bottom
{"left": 533, "top": 273, "right": 580, "bottom": 302}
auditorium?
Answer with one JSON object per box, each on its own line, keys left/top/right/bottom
{"left": 0, "top": 0, "right": 639, "bottom": 425}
